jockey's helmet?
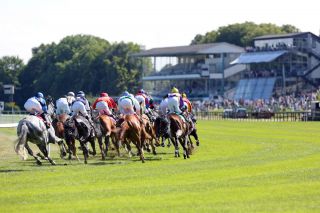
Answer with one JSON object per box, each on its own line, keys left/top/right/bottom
{"left": 138, "top": 89, "right": 145, "bottom": 94}
{"left": 122, "top": 91, "right": 130, "bottom": 96}
{"left": 67, "top": 91, "right": 75, "bottom": 97}
{"left": 36, "top": 92, "right": 44, "bottom": 99}
{"left": 171, "top": 87, "right": 179, "bottom": 93}
{"left": 182, "top": 93, "right": 187, "bottom": 98}
{"left": 100, "top": 92, "right": 108, "bottom": 97}
{"left": 77, "top": 91, "right": 85, "bottom": 97}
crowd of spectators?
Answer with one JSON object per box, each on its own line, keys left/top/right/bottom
{"left": 191, "top": 91, "right": 319, "bottom": 113}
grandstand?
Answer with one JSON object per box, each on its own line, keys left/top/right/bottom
{"left": 132, "top": 42, "right": 245, "bottom": 99}
{"left": 133, "top": 32, "right": 320, "bottom": 100}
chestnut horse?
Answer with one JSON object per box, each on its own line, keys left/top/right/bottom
{"left": 141, "top": 114, "right": 159, "bottom": 155}
{"left": 93, "top": 113, "right": 119, "bottom": 159}
{"left": 167, "top": 113, "right": 190, "bottom": 159}
{"left": 118, "top": 114, "right": 148, "bottom": 163}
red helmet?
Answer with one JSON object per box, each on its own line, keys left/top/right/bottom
{"left": 100, "top": 92, "right": 108, "bottom": 97}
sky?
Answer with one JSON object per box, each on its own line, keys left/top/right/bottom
{"left": 1, "top": 0, "right": 319, "bottom": 63}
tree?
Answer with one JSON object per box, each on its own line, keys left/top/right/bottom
{"left": 0, "top": 56, "right": 24, "bottom": 86}
{"left": 191, "top": 22, "right": 301, "bottom": 47}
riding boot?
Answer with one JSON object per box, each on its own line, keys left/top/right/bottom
{"left": 41, "top": 113, "right": 51, "bottom": 128}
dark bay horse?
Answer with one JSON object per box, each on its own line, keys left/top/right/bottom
{"left": 52, "top": 114, "right": 79, "bottom": 161}
{"left": 118, "top": 114, "right": 148, "bottom": 163}
{"left": 154, "top": 116, "right": 172, "bottom": 147}
{"left": 64, "top": 115, "right": 96, "bottom": 164}
{"left": 167, "top": 113, "right": 190, "bottom": 159}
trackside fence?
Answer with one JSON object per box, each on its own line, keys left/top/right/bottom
{"left": 193, "top": 111, "right": 319, "bottom": 122}
{"left": 0, "top": 111, "right": 28, "bottom": 125}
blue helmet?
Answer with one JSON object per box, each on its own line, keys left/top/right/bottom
{"left": 138, "top": 89, "right": 145, "bottom": 94}
{"left": 77, "top": 91, "right": 85, "bottom": 97}
{"left": 35, "top": 92, "right": 44, "bottom": 99}
{"left": 122, "top": 91, "right": 130, "bottom": 96}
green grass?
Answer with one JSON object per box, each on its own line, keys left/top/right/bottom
{"left": 1, "top": 120, "right": 320, "bottom": 212}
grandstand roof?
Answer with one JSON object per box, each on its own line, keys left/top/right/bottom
{"left": 230, "top": 50, "right": 287, "bottom": 64}
{"left": 132, "top": 42, "right": 244, "bottom": 57}
{"left": 254, "top": 32, "right": 320, "bottom": 41}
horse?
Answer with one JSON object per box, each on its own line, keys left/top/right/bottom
{"left": 52, "top": 114, "right": 79, "bottom": 161}
{"left": 154, "top": 116, "right": 172, "bottom": 147}
{"left": 167, "top": 113, "right": 190, "bottom": 159}
{"left": 64, "top": 114, "right": 96, "bottom": 164}
{"left": 141, "top": 114, "right": 159, "bottom": 155}
{"left": 92, "top": 111, "right": 119, "bottom": 159}
{"left": 118, "top": 114, "right": 148, "bottom": 163}
{"left": 15, "top": 115, "right": 67, "bottom": 165}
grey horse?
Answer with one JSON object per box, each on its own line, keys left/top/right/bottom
{"left": 15, "top": 115, "right": 67, "bottom": 165}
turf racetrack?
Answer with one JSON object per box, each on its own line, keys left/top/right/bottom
{"left": 0, "top": 120, "right": 320, "bottom": 212}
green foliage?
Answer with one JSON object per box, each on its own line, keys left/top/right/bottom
{"left": 18, "top": 35, "right": 144, "bottom": 103}
{"left": 191, "top": 22, "right": 301, "bottom": 46}
{"left": 0, "top": 56, "right": 24, "bottom": 86}
{"left": 1, "top": 121, "right": 320, "bottom": 212}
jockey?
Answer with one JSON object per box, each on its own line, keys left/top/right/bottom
{"left": 167, "top": 87, "right": 188, "bottom": 122}
{"left": 181, "top": 93, "right": 192, "bottom": 113}
{"left": 159, "top": 94, "right": 169, "bottom": 116}
{"left": 167, "top": 87, "right": 184, "bottom": 114}
{"left": 24, "top": 92, "right": 50, "bottom": 128}
{"left": 135, "top": 90, "right": 147, "bottom": 114}
{"left": 66, "top": 91, "right": 75, "bottom": 107}
{"left": 71, "top": 96, "right": 95, "bottom": 136}
{"left": 118, "top": 91, "right": 141, "bottom": 115}
{"left": 56, "top": 95, "right": 71, "bottom": 115}
{"left": 92, "top": 92, "right": 117, "bottom": 116}
{"left": 76, "top": 91, "right": 90, "bottom": 112}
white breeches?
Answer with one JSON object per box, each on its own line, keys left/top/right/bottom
{"left": 56, "top": 98, "right": 70, "bottom": 115}
{"left": 167, "top": 97, "right": 182, "bottom": 114}
{"left": 119, "top": 98, "right": 135, "bottom": 115}
{"left": 24, "top": 98, "right": 43, "bottom": 114}
{"left": 71, "top": 101, "right": 88, "bottom": 116}
{"left": 95, "top": 101, "right": 112, "bottom": 115}
{"left": 159, "top": 98, "right": 168, "bottom": 115}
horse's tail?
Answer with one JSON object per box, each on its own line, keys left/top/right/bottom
{"left": 15, "top": 122, "right": 28, "bottom": 160}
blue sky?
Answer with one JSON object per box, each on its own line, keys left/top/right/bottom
{"left": 1, "top": 0, "right": 319, "bottom": 62}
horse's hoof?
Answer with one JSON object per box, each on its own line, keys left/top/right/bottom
{"left": 36, "top": 161, "right": 42, "bottom": 166}
{"left": 161, "top": 143, "right": 165, "bottom": 147}
{"left": 196, "top": 141, "right": 200, "bottom": 146}
{"left": 84, "top": 160, "right": 87, "bottom": 164}
{"left": 167, "top": 144, "right": 171, "bottom": 148}
{"left": 184, "top": 154, "right": 187, "bottom": 159}
{"left": 153, "top": 151, "right": 157, "bottom": 155}
{"left": 51, "top": 161, "right": 56, "bottom": 165}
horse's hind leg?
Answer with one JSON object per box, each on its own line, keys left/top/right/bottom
{"left": 88, "top": 138, "right": 96, "bottom": 156}
{"left": 97, "top": 136, "right": 106, "bottom": 160}
{"left": 191, "top": 128, "right": 200, "bottom": 146}
{"left": 111, "top": 135, "right": 120, "bottom": 157}
{"left": 173, "top": 137, "right": 180, "bottom": 158}
{"left": 104, "top": 135, "right": 110, "bottom": 157}
{"left": 179, "top": 137, "right": 190, "bottom": 159}
{"left": 80, "top": 141, "right": 89, "bottom": 164}
{"left": 25, "top": 143, "right": 42, "bottom": 165}
{"left": 37, "top": 144, "right": 56, "bottom": 165}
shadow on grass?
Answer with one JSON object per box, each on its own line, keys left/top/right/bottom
{"left": 0, "top": 169, "right": 24, "bottom": 173}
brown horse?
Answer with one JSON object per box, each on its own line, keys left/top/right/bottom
{"left": 118, "top": 114, "right": 148, "bottom": 163}
{"left": 94, "top": 114, "right": 119, "bottom": 159}
{"left": 141, "top": 114, "right": 160, "bottom": 155}
{"left": 167, "top": 113, "right": 190, "bottom": 159}
{"left": 52, "top": 114, "right": 79, "bottom": 161}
